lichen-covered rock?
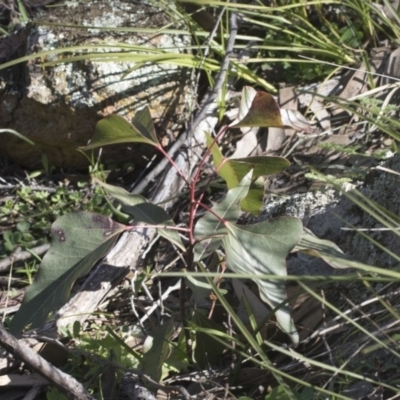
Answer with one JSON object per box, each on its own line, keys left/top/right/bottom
{"left": 0, "top": 0, "right": 192, "bottom": 168}
{"left": 258, "top": 187, "right": 350, "bottom": 276}
{"left": 258, "top": 155, "right": 400, "bottom": 276}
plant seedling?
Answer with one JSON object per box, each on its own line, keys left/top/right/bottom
{"left": 10, "top": 86, "right": 350, "bottom": 358}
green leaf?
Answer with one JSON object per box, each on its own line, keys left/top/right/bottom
{"left": 294, "top": 227, "right": 353, "bottom": 269}
{"left": 216, "top": 154, "right": 291, "bottom": 212}
{"left": 93, "top": 178, "right": 184, "bottom": 251}
{"left": 92, "top": 177, "right": 146, "bottom": 207}
{"left": 141, "top": 318, "right": 174, "bottom": 382}
{"left": 194, "top": 171, "right": 253, "bottom": 261}
{"left": 10, "top": 212, "right": 125, "bottom": 334}
{"left": 123, "top": 203, "right": 185, "bottom": 251}
{"left": 186, "top": 273, "right": 213, "bottom": 303}
{"left": 81, "top": 106, "right": 158, "bottom": 150}
{"left": 240, "top": 176, "right": 264, "bottom": 215}
{"left": 3, "top": 231, "right": 13, "bottom": 245}
{"left": 206, "top": 132, "right": 223, "bottom": 167}
{"left": 4, "top": 242, "right": 14, "bottom": 252}
{"left": 132, "top": 106, "right": 158, "bottom": 144}
{"left": 222, "top": 217, "right": 303, "bottom": 344}
{"left": 16, "top": 222, "right": 30, "bottom": 233}
{"left": 206, "top": 133, "right": 290, "bottom": 214}
{"left": 215, "top": 153, "right": 291, "bottom": 189}
{"left": 228, "top": 157, "right": 291, "bottom": 183}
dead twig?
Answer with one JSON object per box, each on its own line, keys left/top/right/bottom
{"left": 0, "top": 323, "right": 94, "bottom": 400}
{"left": 0, "top": 244, "right": 49, "bottom": 272}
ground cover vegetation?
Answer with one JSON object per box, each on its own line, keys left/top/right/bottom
{"left": 1, "top": 0, "right": 400, "bottom": 399}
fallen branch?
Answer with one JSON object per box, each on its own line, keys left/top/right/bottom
{"left": 0, "top": 323, "right": 93, "bottom": 400}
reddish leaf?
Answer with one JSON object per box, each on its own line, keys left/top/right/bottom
{"left": 231, "top": 91, "right": 283, "bottom": 128}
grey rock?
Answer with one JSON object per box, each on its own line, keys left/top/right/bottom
{"left": 257, "top": 155, "right": 400, "bottom": 276}
{"left": 0, "top": 0, "right": 192, "bottom": 168}
{"left": 117, "top": 374, "right": 154, "bottom": 400}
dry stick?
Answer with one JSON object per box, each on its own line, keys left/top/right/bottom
{"left": 131, "top": 9, "right": 226, "bottom": 195}
{"left": 0, "top": 244, "right": 50, "bottom": 272}
{"left": 0, "top": 323, "right": 94, "bottom": 400}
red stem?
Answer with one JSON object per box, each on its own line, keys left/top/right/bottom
{"left": 156, "top": 144, "right": 191, "bottom": 188}
{"left": 187, "top": 125, "right": 229, "bottom": 247}
{"left": 192, "top": 125, "right": 229, "bottom": 185}
{"left": 196, "top": 201, "right": 227, "bottom": 225}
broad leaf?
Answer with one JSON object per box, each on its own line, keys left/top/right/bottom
{"left": 219, "top": 158, "right": 289, "bottom": 214}
{"left": 230, "top": 86, "right": 312, "bottom": 132}
{"left": 123, "top": 203, "right": 185, "bottom": 251}
{"left": 230, "top": 89, "right": 283, "bottom": 128}
{"left": 10, "top": 212, "right": 125, "bottom": 334}
{"left": 186, "top": 273, "right": 214, "bottom": 304}
{"left": 92, "top": 178, "right": 146, "bottom": 206}
{"left": 223, "top": 217, "right": 303, "bottom": 344}
{"left": 141, "top": 318, "right": 174, "bottom": 382}
{"left": 236, "top": 86, "right": 258, "bottom": 123}
{"left": 81, "top": 106, "right": 158, "bottom": 150}
{"left": 187, "top": 253, "right": 228, "bottom": 304}
{"left": 294, "top": 227, "right": 353, "bottom": 269}
{"left": 206, "top": 133, "right": 289, "bottom": 213}
{"left": 206, "top": 132, "right": 224, "bottom": 168}
{"left": 240, "top": 176, "right": 264, "bottom": 214}
{"left": 232, "top": 279, "right": 270, "bottom": 330}
{"left": 228, "top": 156, "right": 290, "bottom": 182}
{"left": 93, "top": 178, "right": 184, "bottom": 251}
{"left": 131, "top": 106, "right": 158, "bottom": 144}
{"left": 194, "top": 171, "right": 253, "bottom": 261}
